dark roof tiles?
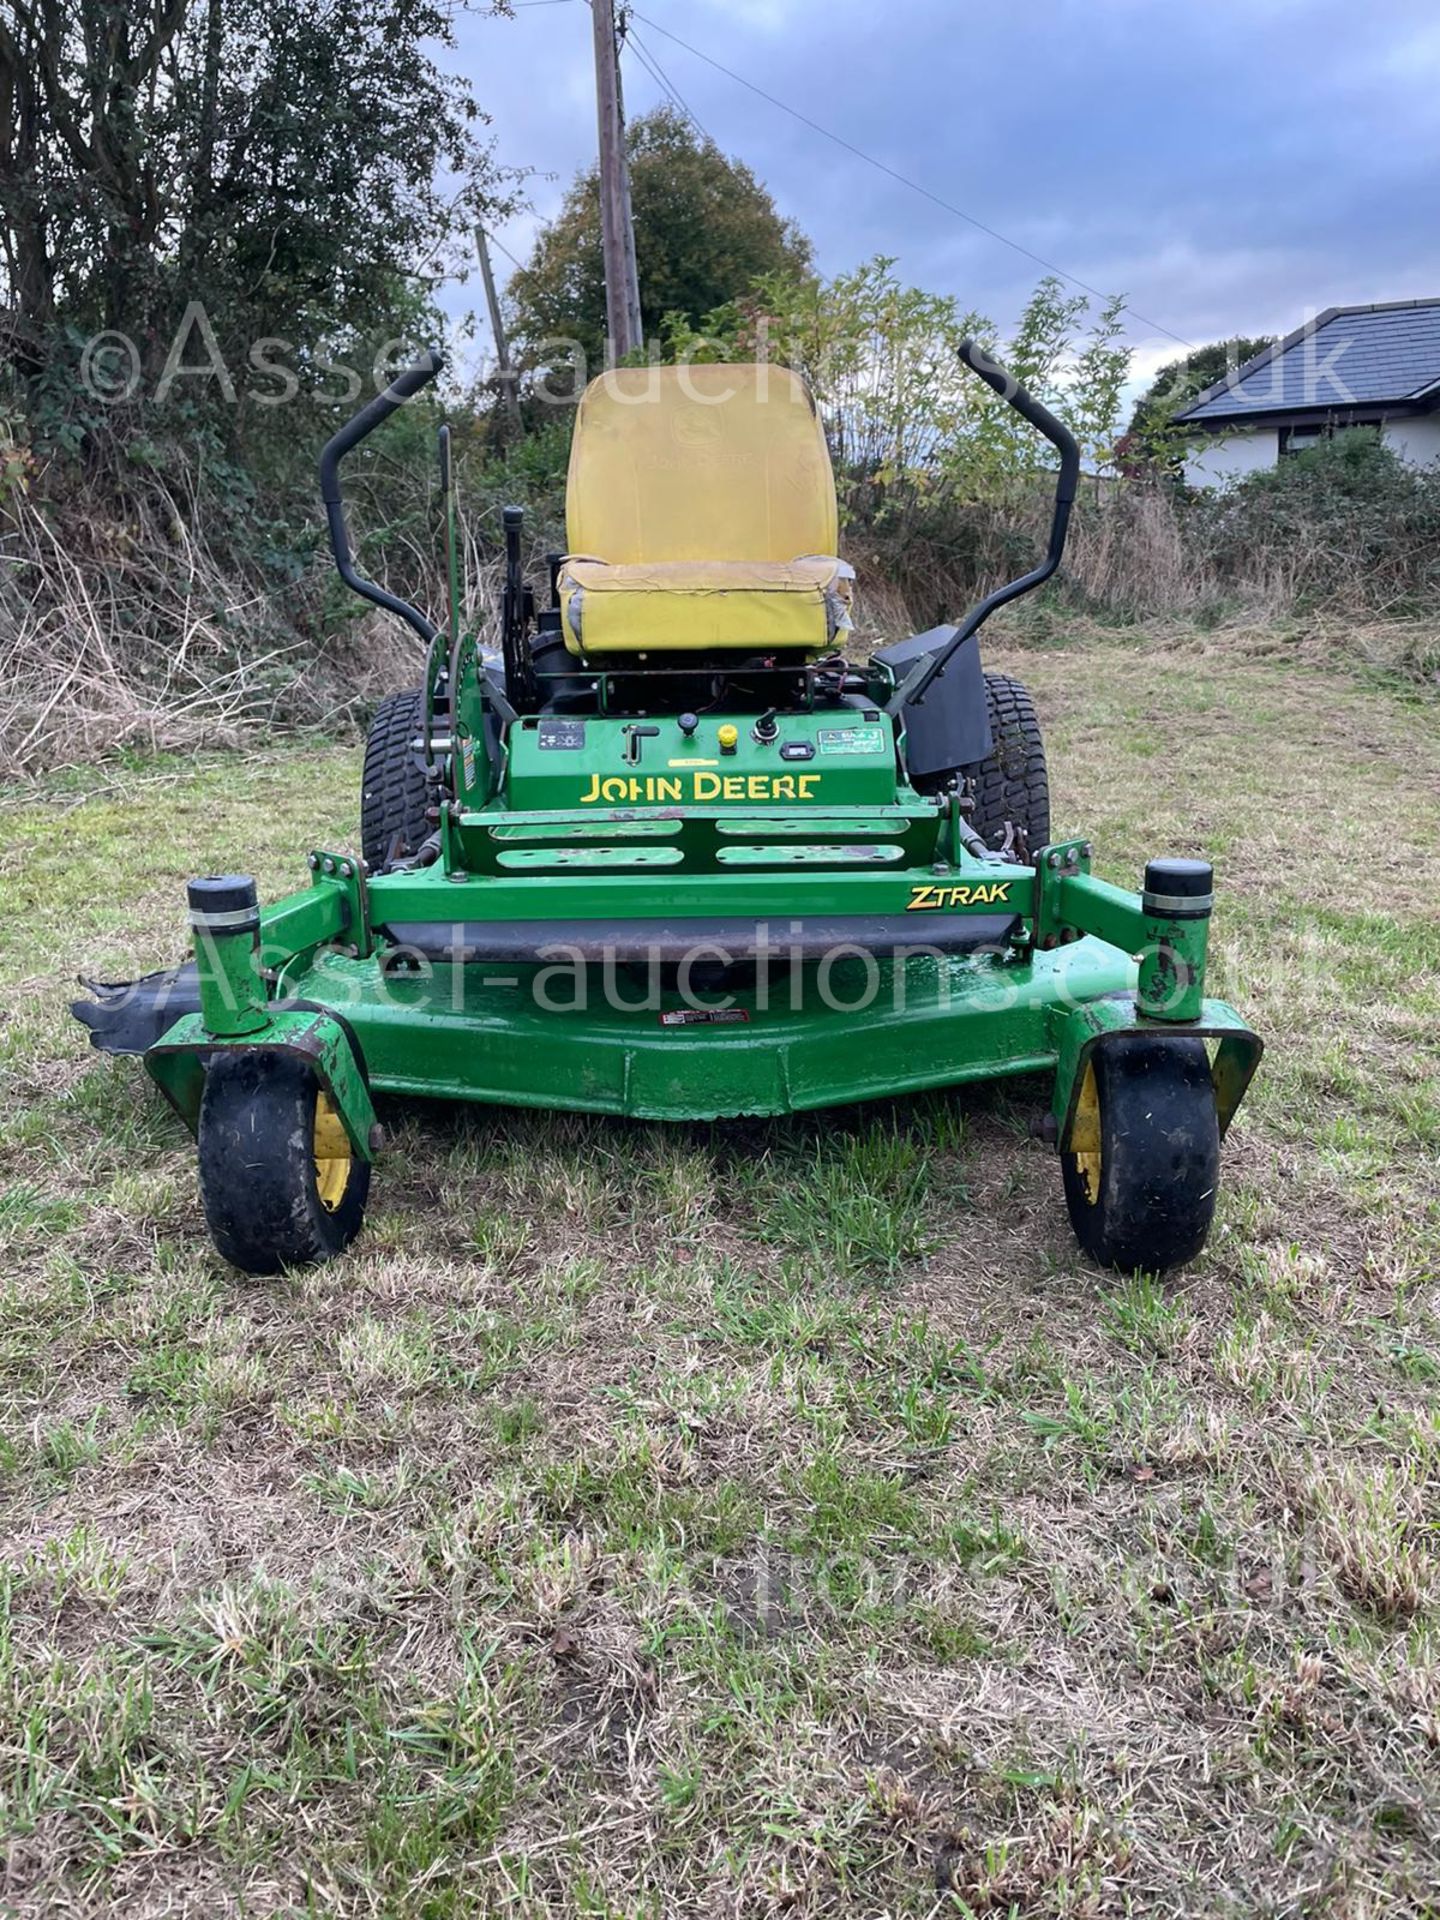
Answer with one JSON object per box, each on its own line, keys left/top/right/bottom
{"left": 1180, "top": 300, "right": 1440, "bottom": 422}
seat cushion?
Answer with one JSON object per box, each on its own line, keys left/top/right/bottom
{"left": 558, "top": 556, "right": 855, "bottom": 655}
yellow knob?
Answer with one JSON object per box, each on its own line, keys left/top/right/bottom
{"left": 717, "top": 724, "right": 739, "bottom": 753}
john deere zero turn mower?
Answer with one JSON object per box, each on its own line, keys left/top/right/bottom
{"left": 74, "top": 343, "right": 1261, "bottom": 1275}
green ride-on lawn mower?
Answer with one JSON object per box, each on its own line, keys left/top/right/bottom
{"left": 74, "top": 342, "right": 1261, "bottom": 1276}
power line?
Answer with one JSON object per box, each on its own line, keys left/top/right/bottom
{"left": 624, "top": 33, "right": 690, "bottom": 125}
{"left": 625, "top": 24, "right": 713, "bottom": 146}
{"left": 482, "top": 225, "right": 529, "bottom": 274}
{"left": 405, "top": 6, "right": 577, "bottom": 290}
{"left": 628, "top": 7, "right": 1194, "bottom": 349}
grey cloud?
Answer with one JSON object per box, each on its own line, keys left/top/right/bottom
{"left": 445, "top": 0, "right": 1440, "bottom": 360}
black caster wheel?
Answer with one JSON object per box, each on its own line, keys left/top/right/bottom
{"left": 198, "top": 1050, "right": 371, "bottom": 1274}
{"left": 1061, "top": 1036, "right": 1219, "bottom": 1274}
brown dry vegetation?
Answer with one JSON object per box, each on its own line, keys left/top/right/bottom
{"left": 0, "top": 484, "right": 435, "bottom": 776}
{"left": 7, "top": 437, "right": 1440, "bottom": 783}
{"left": 0, "top": 624, "right": 1438, "bottom": 1917}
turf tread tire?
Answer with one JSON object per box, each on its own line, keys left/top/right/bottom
{"left": 966, "top": 673, "right": 1050, "bottom": 851}
{"left": 198, "top": 1051, "right": 371, "bottom": 1274}
{"left": 362, "top": 689, "right": 431, "bottom": 871}
{"left": 1061, "top": 1036, "right": 1219, "bottom": 1274}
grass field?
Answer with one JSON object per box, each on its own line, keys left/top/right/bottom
{"left": 1, "top": 630, "right": 1438, "bottom": 1918}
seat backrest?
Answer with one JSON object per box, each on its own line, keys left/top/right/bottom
{"left": 566, "top": 363, "right": 839, "bottom": 563}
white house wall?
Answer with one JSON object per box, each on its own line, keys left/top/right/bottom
{"left": 1383, "top": 414, "right": 1440, "bottom": 466}
{"left": 1183, "top": 430, "right": 1280, "bottom": 487}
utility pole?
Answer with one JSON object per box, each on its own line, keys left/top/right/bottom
{"left": 613, "top": 9, "right": 644, "bottom": 354}
{"left": 474, "top": 225, "right": 522, "bottom": 434}
{"left": 591, "top": 0, "right": 642, "bottom": 363}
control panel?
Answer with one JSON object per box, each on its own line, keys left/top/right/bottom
{"left": 505, "top": 711, "right": 898, "bottom": 810}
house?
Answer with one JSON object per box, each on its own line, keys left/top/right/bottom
{"left": 1176, "top": 298, "right": 1440, "bottom": 486}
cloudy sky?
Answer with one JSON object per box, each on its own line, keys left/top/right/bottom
{"left": 442, "top": 0, "right": 1440, "bottom": 389}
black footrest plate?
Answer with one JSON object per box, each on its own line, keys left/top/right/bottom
{"left": 380, "top": 915, "right": 1020, "bottom": 964}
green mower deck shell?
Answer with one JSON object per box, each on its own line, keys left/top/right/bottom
{"left": 135, "top": 719, "right": 1262, "bottom": 1130}
{"left": 139, "top": 797, "right": 1257, "bottom": 1129}
{"left": 265, "top": 938, "right": 1144, "bottom": 1121}
{"left": 147, "top": 1005, "right": 378, "bottom": 1157}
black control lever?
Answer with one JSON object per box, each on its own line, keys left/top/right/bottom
{"left": 889, "top": 339, "right": 1081, "bottom": 712}
{"left": 318, "top": 349, "right": 444, "bottom": 643}
{"left": 623, "top": 725, "right": 661, "bottom": 764}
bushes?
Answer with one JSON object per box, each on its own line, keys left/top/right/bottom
{"left": 0, "top": 0, "right": 514, "bottom": 773}
{"left": 1052, "top": 434, "right": 1440, "bottom": 631}
{"left": 5, "top": 347, "right": 1437, "bottom": 778}
{"left": 0, "top": 451, "right": 426, "bottom": 775}
{"left": 655, "top": 256, "right": 1440, "bottom": 648}
{"left": 0, "top": 357, "right": 583, "bottom": 775}
{"left": 869, "top": 432, "right": 1440, "bottom": 634}
{"left": 1195, "top": 431, "right": 1440, "bottom": 615}
{"left": 0, "top": 364, "right": 441, "bottom": 773}
{"left": 664, "top": 260, "right": 1131, "bottom": 493}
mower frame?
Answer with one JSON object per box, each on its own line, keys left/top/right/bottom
{"left": 74, "top": 339, "right": 1263, "bottom": 1274}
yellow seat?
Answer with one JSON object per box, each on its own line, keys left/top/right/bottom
{"left": 560, "top": 363, "right": 851, "bottom": 655}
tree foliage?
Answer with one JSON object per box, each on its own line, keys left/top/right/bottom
{"left": 664, "top": 260, "right": 1132, "bottom": 501}
{"left": 1124, "top": 335, "right": 1275, "bottom": 465}
{"left": 0, "top": 0, "right": 511, "bottom": 377}
{"left": 508, "top": 107, "right": 811, "bottom": 374}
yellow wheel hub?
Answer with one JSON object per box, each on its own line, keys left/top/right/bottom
{"left": 1070, "top": 1060, "right": 1103, "bottom": 1205}
{"left": 313, "top": 1090, "right": 352, "bottom": 1213}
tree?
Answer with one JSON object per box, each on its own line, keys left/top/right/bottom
{"left": 508, "top": 107, "right": 811, "bottom": 375}
{"left": 664, "top": 260, "right": 1132, "bottom": 499}
{"left": 1124, "top": 335, "right": 1275, "bottom": 465}
{"left": 0, "top": 0, "right": 512, "bottom": 376}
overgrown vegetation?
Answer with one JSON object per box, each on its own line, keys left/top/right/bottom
{"left": 2, "top": 9, "right": 1436, "bottom": 783}
{"left": 0, "top": 0, "right": 514, "bottom": 772}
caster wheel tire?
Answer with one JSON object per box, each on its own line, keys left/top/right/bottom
{"left": 198, "top": 1051, "right": 371, "bottom": 1274}
{"left": 1061, "top": 1036, "right": 1219, "bottom": 1274}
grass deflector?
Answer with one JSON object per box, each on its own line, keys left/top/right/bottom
{"left": 74, "top": 344, "right": 1261, "bottom": 1275}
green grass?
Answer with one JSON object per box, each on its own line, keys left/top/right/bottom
{"left": 1, "top": 631, "right": 1438, "bottom": 1915}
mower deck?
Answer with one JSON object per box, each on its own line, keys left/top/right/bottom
{"left": 264, "top": 939, "right": 1133, "bottom": 1122}
{"left": 110, "top": 828, "right": 1259, "bottom": 1145}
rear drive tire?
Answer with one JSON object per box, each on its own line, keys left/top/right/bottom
{"left": 965, "top": 673, "right": 1050, "bottom": 852}
{"left": 198, "top": 1051, "right": 371, "bottom": 1274}
{"left": 1061, "top": 1036, "right": 1219, "bottom": 1274}
{"left": 361, "top": 688, "right": 432, "bottom": 871}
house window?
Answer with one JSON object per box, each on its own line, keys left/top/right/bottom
{"left": 1279, "top": 421, "right": 1381, "bottom": 457}
{"left": 1279, "top": 425, "right": 1327, "bottom": 457}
